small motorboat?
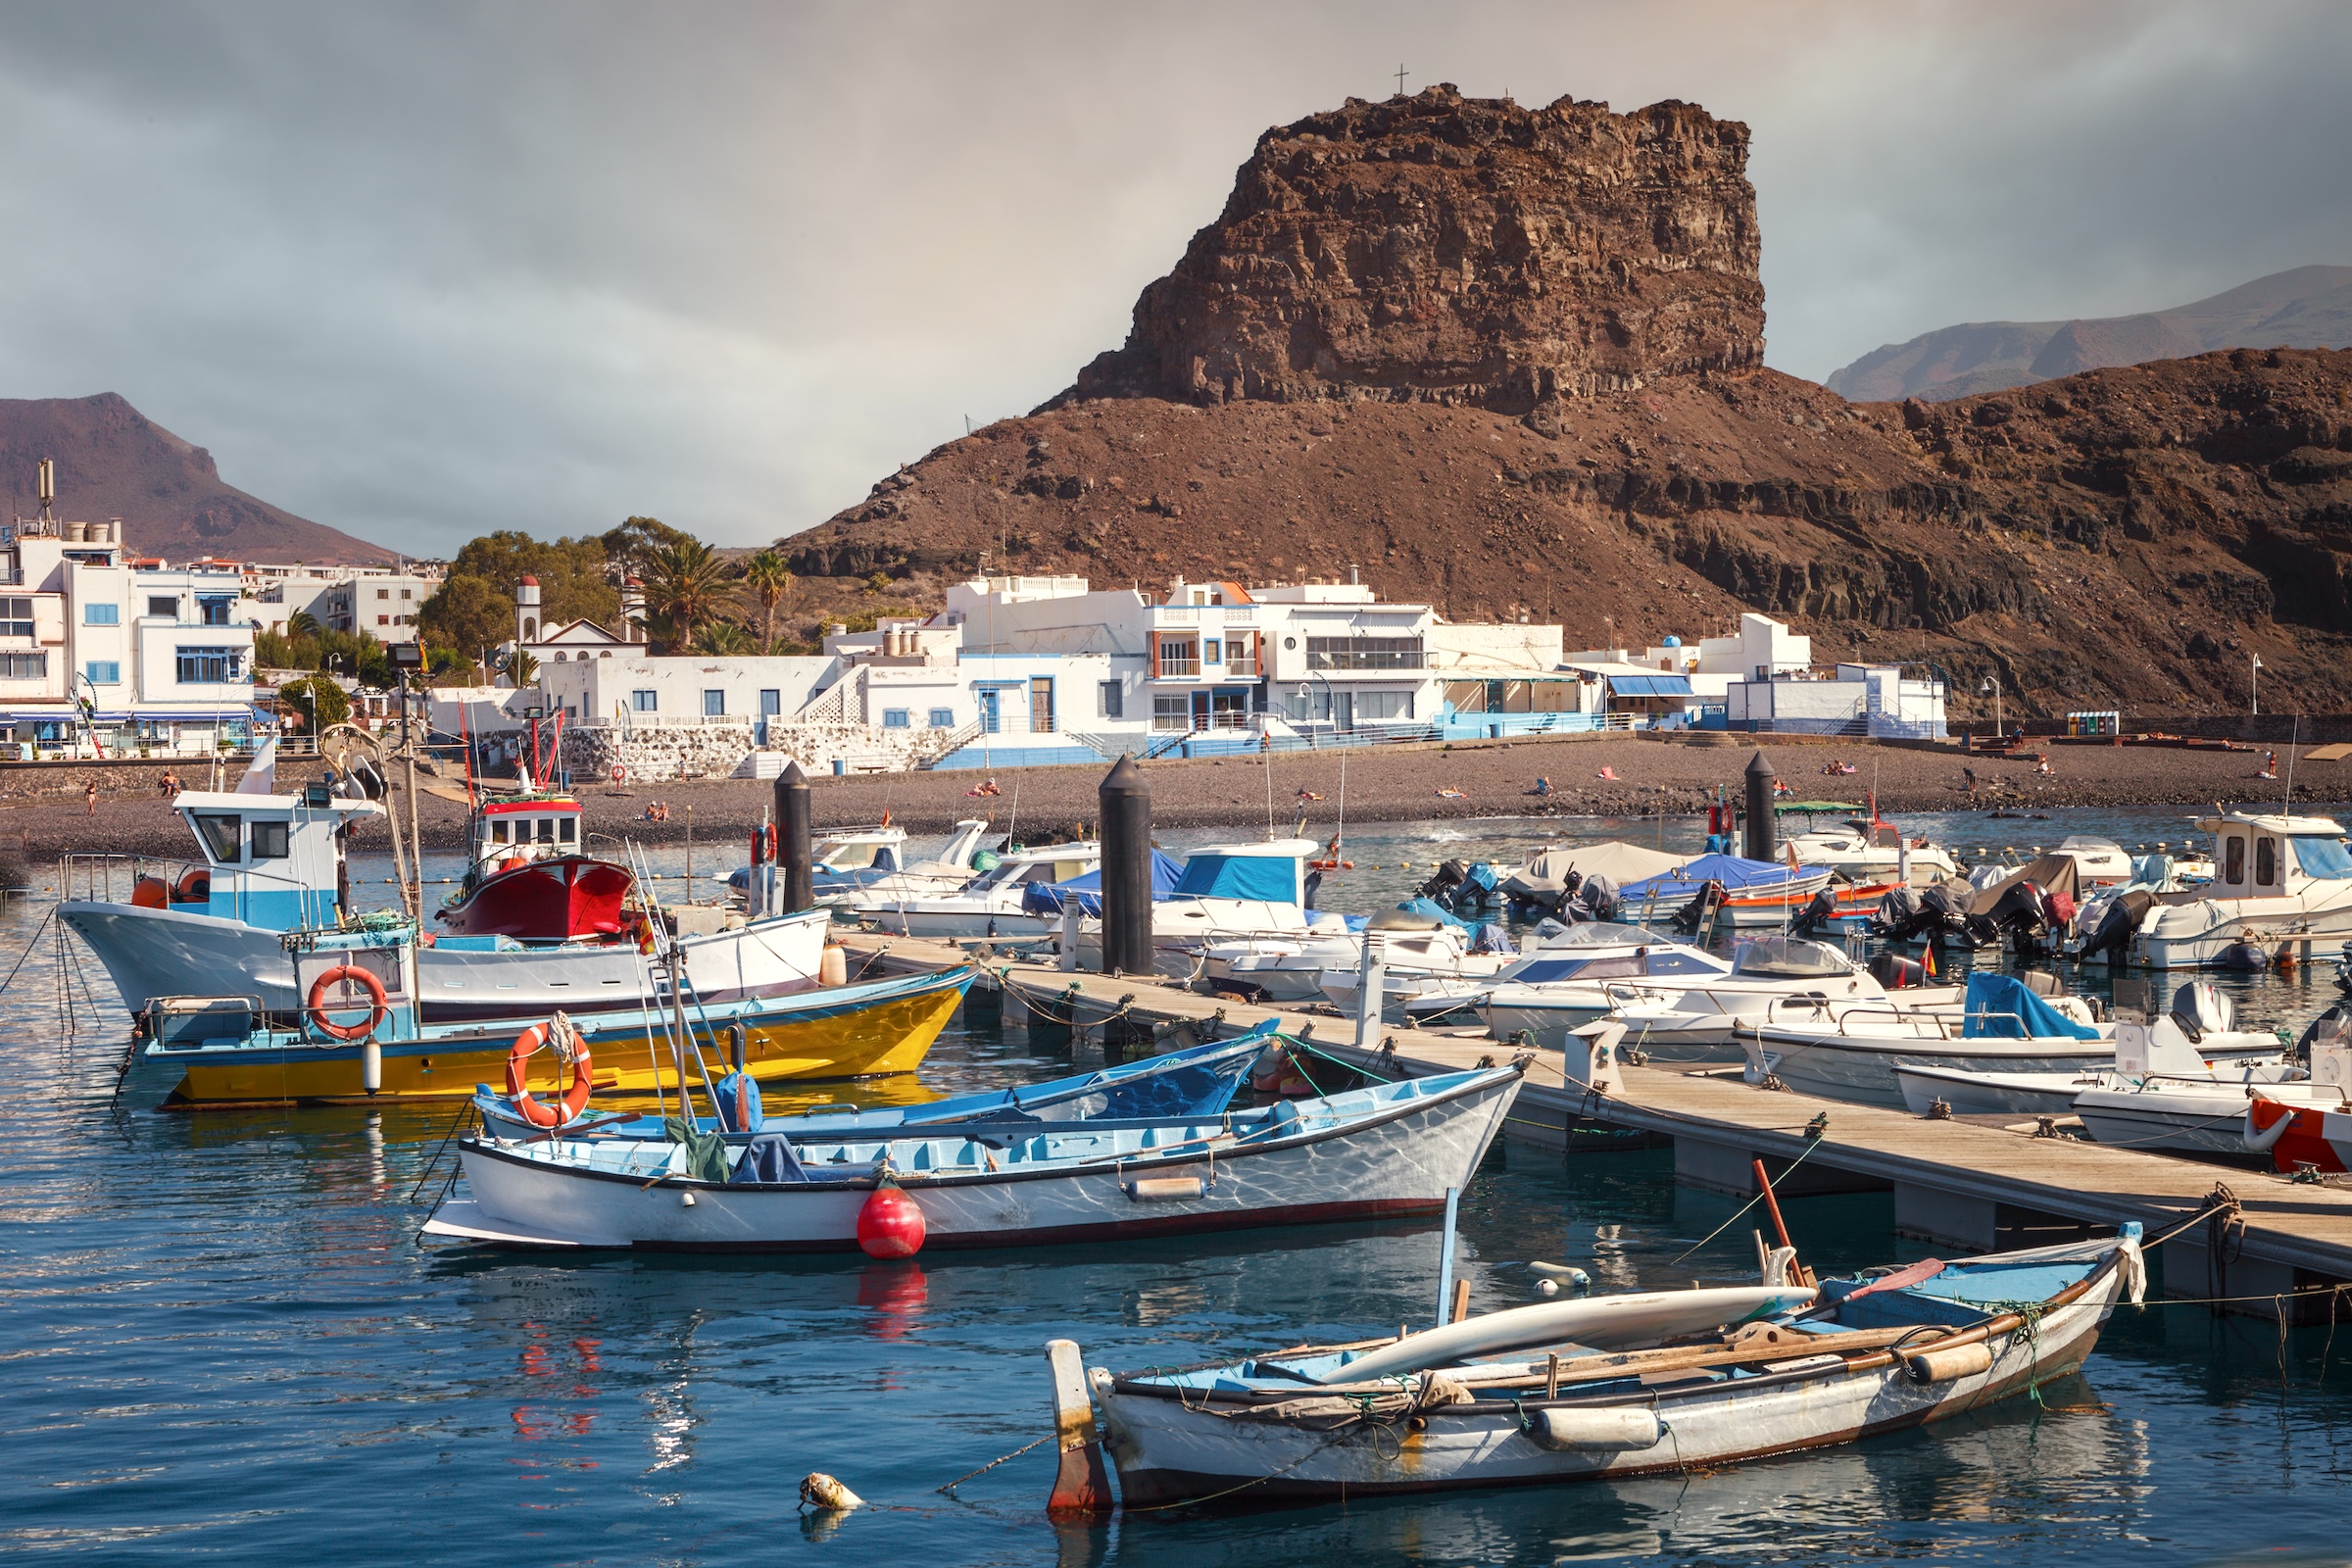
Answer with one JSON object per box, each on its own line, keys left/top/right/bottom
{"left": 2131, "top": 812, "right": 2352, "bottom": 969}
{"left": 1398, "top": 920, "right": 1720, "bottom": 1029}
{"left": 1893, "top": 1011, "right": 2301, "bottom": 1125}
{"left": 1782, "top": 813, "right": 1961, "bottom": 886}
{"left": 1209, "top": 906, "right": 1508, "bottom": 1007}
{"left": 847, "top": 839, "right": 1104, "bottom": 938}
{"left": 1079, "top": 1230, "right": 2144, "bottom": 1506}
{"left": 420, "top": 1061, "right": 1526, "bottom": 1251}
{"left": 472, "top": 1023, "right": 1275, "bottom": 1141}
{"left": 1602, "top": 942, "right": 1965, "bottom": 1064}
{"left": 1741, "top": 974, "right": 2282, "bottom": 1108}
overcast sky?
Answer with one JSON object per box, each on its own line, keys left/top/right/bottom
{"left": 2, "top": 1, "right": 2347, "bottom": 557}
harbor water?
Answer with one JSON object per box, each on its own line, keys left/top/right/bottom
{"left": 7, "top": 808, "right": 2352, "bottom": 1562}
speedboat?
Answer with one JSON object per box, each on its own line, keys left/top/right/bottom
{"left": 2047, "top": 835, "right": 2135, "bottom": 890}
{"left": 1600, "top": 940, "right": 1965, "bottom": 1064}
{"left": 1205, "top": 907, "right": 1508, "bottom": 1007}
{"left": 1782, "top": 815, "right": 1961, "bottom": 885}
{"left": 1397, "top": 921, "right": 1715, "bottom": 1028}
{"left": 1891, "top": 1007, "right": 2302, "bottom": 1128}
{"left": 1741, "top": 974, "right": 2283, "bottom": 1107}
{"left": 1080, "top": 1230, "right": 2143, "bottom": 1506}
{"left": 420, "top": 1061, "right": 1525, "bottom": 1251}
{"left": 848, "top": 840, "right": 1102, "bottom": 938}
{"left": 809, "top": 821, "right": 912, "bottom": 899}
{"left": 2130, "top": 813, "right": 2352, "bottom": 968}
{"left": 809, "top": 818, "right": 993, "bottom": 907}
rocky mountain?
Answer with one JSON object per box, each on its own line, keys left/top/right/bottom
{"left": 0, "top": 393, "right": 391, "bottom": 564}
{"left": 788, "top": 88, "right": 2352, "bottom": 720}
{"left": 1827, "top": 266, "right": 2352, "bottom": 403}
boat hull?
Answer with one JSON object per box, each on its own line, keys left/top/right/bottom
{"left": 2131, "top": 890, "right": 2352, "bottom": 969}
{"left": 154, "top": 963, "right": 970, "bottom": 1107}
{"left": 1099, "top": 1260, "right": 2124, "bottom": 1504}
{"left": 429, "top": 1068, "right": 1521, "bottom": 1251}
{"left": 1745, "top": 1025, "right": 2280, "bottom": 1108}
{"left": 435, "top": 855, "right": 631, "bottom": 940}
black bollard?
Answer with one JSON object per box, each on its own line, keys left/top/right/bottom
{"left": 1099, "top": 755, "right": 1152, "bottom": 976}
{"left": 776, "top": 760, "right": 813, "bottom": 912}
{"left": 1743, "top": 749, "right": 1777, "bottom": 862}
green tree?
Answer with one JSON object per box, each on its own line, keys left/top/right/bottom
{"left": 694, "top": 619, "right": 754, "bottom": 656}
{"left": 638, "top": 538, "right": 735, "bottom": 653}
{"left": 417, "top": 573, "right": 516, "bottom": 662}
{"left": 281, "top": 674, "right": 351, "bottom": 732}
{"left": 508, "top": 649, "right": 540, "bottom": 688}
{"left": 744, "top": 549, "right": 792, "bottom": 653}
{"left": 601, "top": 514, "right": 693, "bottom": 571}
{"left": 287, "top": 609, "right": 322, "bottom": 639}
{"left": 444, "top": 530, "right": 620, "bottom": 630}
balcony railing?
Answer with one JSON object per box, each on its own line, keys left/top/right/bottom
{"left": 1155, "top": 657, "right": 1200, "bottom": 679}
{"left": 1306, "top": 650, "right": 1424, "bottom": 671}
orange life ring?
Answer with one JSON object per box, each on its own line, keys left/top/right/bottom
{"left": 1308, "top": 858, "right": 1354, "bottom": 871}
{"left": 131, "top": 875, "right": 170, "bottom": 909}
{"left": 506, "top": 1023, "right": 595, "bottom": 1127}
{"left": 173, "top": 867, "right": 211, "bottom": 903}
{"left": 611, "top": 762, "right": 627, "bottom": 784}
{"left": 306, "top": 964, "right": 388, "bottom": 1042}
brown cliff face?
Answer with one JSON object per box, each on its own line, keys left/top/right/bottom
{"left": 1062, "top": 86, "right": 1764, "bottom": 412}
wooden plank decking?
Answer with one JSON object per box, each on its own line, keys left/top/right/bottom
{"left": 842, "top": 932, "right": 2352, "bottom": 1318}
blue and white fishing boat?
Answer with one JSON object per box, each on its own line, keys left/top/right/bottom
{"left": 420, "top": 1061, "right": 1524, "bottom": 1252}
{"left": 1080, "top": 1230, "right": 2145, "bottom": 1506}
{"left": 472, "top": 1022, "right": 1275, "bottom": 1141}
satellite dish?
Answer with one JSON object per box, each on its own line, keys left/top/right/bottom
{"left": 489, "top": 648, "right": 514, "bottom": 673}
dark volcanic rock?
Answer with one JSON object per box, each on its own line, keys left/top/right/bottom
{"left": 1058, "top": 85, "right": 1764, "bottom": 412}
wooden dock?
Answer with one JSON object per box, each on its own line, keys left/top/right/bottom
{"left": 842, "top": 932, "right": 2352, "bottom": 1322}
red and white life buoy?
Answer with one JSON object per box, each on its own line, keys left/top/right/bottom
{"left": 611, "top": 762, "right": 628, "bottom": 785}
{"left": 305, "top": 964, "right": 388, "bottom": 1041}
{"left": 506, "top": 1021, "right": 594, "bottom": 1127}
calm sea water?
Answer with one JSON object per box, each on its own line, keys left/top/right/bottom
{"left": 7, "top": 808, "right": 2352, "bottom": 1563}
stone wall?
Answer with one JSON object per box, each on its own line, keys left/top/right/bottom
{"left": 0, "top": 758, "right": 264, "bottom": 800}
{"left": 559, "top": 723, "right": 760, "bottom": 784}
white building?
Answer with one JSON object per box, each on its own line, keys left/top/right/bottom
{"left": 1723, "top": 662, "right": 1947, "bottom": 739}
{"left": 245, "top": 562, "right": 443, "bottom": 644}
{"left": 0, "top": 516, "right": 258, "bottom": 755}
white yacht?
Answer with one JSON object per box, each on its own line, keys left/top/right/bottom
{"left": 826, "top": 819, "right": 994, "bottom": 907}
{"left": 1202, "top": 908, "right": 1510, "bottom": 1007}
{"left": 1780, "top": 816, "right": 1960, "bottom": 885}
{"left": 1391, "top": 921, "right": 1722, "bottom": 1032}
{"left": 2130, "top": 812, "right": 2352, "bottom": 968}
{"left": 1601, "top": 938, "right": 1965, "bottom": 1064}
{"left": 849, "top": 840, "right": 1101, "bottom": 939}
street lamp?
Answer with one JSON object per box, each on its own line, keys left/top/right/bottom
{"left": 2251, "top": 652, "right": 2263, "bottom": 717}
{"left": 1979, "top": 674, "right": 2001, "bottom": 737}
{"left": 1296, "top": 667, "right": 1337, "bottom": 739}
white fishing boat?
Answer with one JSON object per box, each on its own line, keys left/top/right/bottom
{"left": 1070, "top": 839, "right": 1356, "bottom": 978}
{"left": 845, "top": 839, "right": 1100, "bottom": 937}
{"left": 1397, "top": 921, "right": 1719, "bottom": 1028}
{"left": 1079, "top": 1230, "right": 2143, "bottom": 1506}
{"left": 1892, "top": 1011, "right": 2300, "bottom": 1121}
{"left": 1742, "top": 974, "right": 2282, "bottom": 1107}
{"left": 421, "top": 1062, "right": 1524, "bottom": 1251}
{"left": 2130, "top": 812, "right": 2352, "bottom": 969}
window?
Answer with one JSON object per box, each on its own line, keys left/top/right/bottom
{"left": 928, "top": 708, "right": 955, "bottom": 728}
{"left": 2256, "top": 837, "right": 2278, "bottom": 888}
{"left": 1306, "top": 636, "right": 1423, "bottom": 671}
{"left": 1224, "top": 633, "right": 1258, "bottom": 677}
{"left": 1356, "top": 690, "right": 1416, "bottom": 722}
{"left": 84, "top": 604, "right": 120, "bottom": 625}
{"left": 251, "top": 820, "right": 289, "bottom": 859}
{"left": 0, "top": 652, "right": 45, "bottom": 680}
{"left": 2224, "top": 836, "right": 2245, "bottom": 885}
{"left": 193, "top": 813, "right": 242, "bottom": 862}
{"left": 759, "top": 689, "right": 781, "bottom": 716}
{"left": 376, "top": 588, "right": 390, "bottom": 600}
{"left": 176, "top": 647, "right": 242, "bottom": 684}
{"left": 632, "top": 689, "right": 658, "bottom": 711}
{"left": 1153, "top": 694, "right": 1190, "bottom": 731}
{"left": 1030, "top": 676, "right": 1054, "bottom": 734}
{"left": 558, "top": 816, "right": 576, "bottom": 843}
{"left": 377, "top": 614, "right": 389, "bottom": 626}
{"left": 1098, "top": 680, "right": 1122, "bottom": 719}
{"left": 147, "top": 596, "right": 177, "bottom": 619}
{"left": 702, "top": 689, "right": 725, "bottom": 716}
{"left": 84, "top": 661, "right": 121, "bottom": 685}
{"left": 883, "top": 709, "right": 911, "bottom": 729}
{"left": 400, "top": 588, "right": 413, "bottom": 601}
{"left": 1204, "top": 638, "right": 1222, "bottom": 665}
{"left": 198, "top": 596, "right": 234, "bottom": 627}
{"left": 0, "top": 597, "right": 32, "bottom": 637}
{"left": 1153, "top": 634, "right": 1199, "bottom": 678}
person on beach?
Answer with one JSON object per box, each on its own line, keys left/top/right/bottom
{"left": 1436, "top": 787, "right": 1469, "bottom": 800}
{"left": 965, "top": 777, "right": 1002, "bottom": 798}
{"left": 158, "top": 769, "right": 181, "bottom": 800}
{"left": 2258, "top": 751, "right": 2278, "bottom": 779}
{"left": 2036, "top": 758, "right": 2055, "bottom": 777}
{"left": 1595, "top": 765, "right": 1619, "bottom": 781}
{"left": 1525, "top": 776, "right": 1552, "bottom": 797}
{"left": 84, "top": 779, "right": 98, "bottom": 815}
{"left": 1964, "top": 766, "right": 1978, "bottom": 801}
{"left": 1296, "top": 788, "right": 1324, "bottom": 803}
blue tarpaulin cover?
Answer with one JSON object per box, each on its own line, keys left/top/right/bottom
{"left": 1617, "top": 853, "right": 1813, "bottom": 902}
{"left": 1174, "top": 852, "right": 1299, "bottom": 905}
{"left": 1961, "top": 971, "right": 2102, "bottom": 1040}
{"left": 1021, "top": 850, "right": 1186, "bottom": 917}
{"left": 1396, "top": 897, "right": 1471, "bottom": 932}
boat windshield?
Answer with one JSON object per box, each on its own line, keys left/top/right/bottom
{"left": 1544, "top": 921, "right": 1657, "bottom": 947}
{"left": 819, "top": 842, "right": 887, "bottom": 870}
{"left": 2292, "top": 836, "right": 2352, "bottom": 880}
{"left": 1732, "top": 937, "right": 1851, "bottom": 979}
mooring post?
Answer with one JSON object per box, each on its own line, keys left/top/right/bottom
{"left": 1434, "top": 1184, "right": 1461, "bottom": 1328}
{"left": 1099, "top": 755, "right": 1152, "bottom": 977}
{"left": 1744, "top": 749, "right": 1777, "bottom": 862}
{"left": 776, "top": 760, "right": 813, "bottom": 913}
{"left": 1044, "top": 1339, "right": 1112, "bottom": 1515}
{"left": 1353, "top": 930, "right": 1386, "bottom": 1051}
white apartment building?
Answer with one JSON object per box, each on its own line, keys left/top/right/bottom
{"left": 246, "top": 562, "right": 443, "bottom": 643}
{"left": 0, "top": 518, "right": 258, "bottom": 754}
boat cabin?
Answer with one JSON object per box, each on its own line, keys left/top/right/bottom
{"left": 1173, "top": 839, "right": 1318, "bottom": 907}
{"left": 170, "top": 786, "right": 385, "bottom": 930}
{"left": 816, "top": 825, "right": 906, "bottom": 874}
{"left": 2200, "top": 812, "right": 2352, "bottom": 900}
{"left": 470, "top": 797, "right": 585, "bottom": 873}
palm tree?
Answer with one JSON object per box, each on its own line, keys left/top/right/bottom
{"left": 637, "top": 538, "right": 734, "bottom": 653}
{"left": 743, "top": 549, "right": 792, "bottom": 653}
{"left": 694, "top": 620, "right": 754, "bottom": 656}
{"left": 288, "top": 609, "right": 323, "bottom": 640}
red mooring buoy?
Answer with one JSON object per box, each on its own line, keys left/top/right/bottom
{"left": 857, "top": 1179, "right": 927, "bottom": 1258}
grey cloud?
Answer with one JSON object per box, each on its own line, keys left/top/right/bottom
{"left": 0, "top": 1, "right": 2346, "bottom": 557}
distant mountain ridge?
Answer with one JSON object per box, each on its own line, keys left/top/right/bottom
{"left": 1827, "top": 265, "right": 2352, "bottom": 402}
{"left": 0, "top": 393, "right": 393, "bottom": 564}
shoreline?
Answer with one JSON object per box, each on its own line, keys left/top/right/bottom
{"left": 6, "top": 733, "right": 2343, "bottom": 862}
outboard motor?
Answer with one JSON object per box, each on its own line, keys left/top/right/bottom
{"left": 1671, "top": 879, "right": 1726, "bottom": 935}
{"left": 2169, "top": 981, "right": 2232, "bottom": 1043}
{"left": 1791, "top": 886, "right": 1839, "bottom": 939}
{"left": 1869, "top": 952, "right": 1929, "bottom": 990}
{"left": 1872, "top": 885, "right": 1921, "bottom": 939}
{"left": 1984, "top": 880, "right": 2050, "bottom": 955}
{"left": 1575, "top": 874, "right": 1619, "bottom": 925}
{"left": 1415, "top": 858, "right": 1469, "bottom": 904}
{"left": 2217, "top": 941, "right": 2269, "bottom": 971}
{"left": 2079, "top": 891, "right": 2152, "bottom": 964}
{"left": 1302, "top": 869, "right": 1323, "bottom": 911}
